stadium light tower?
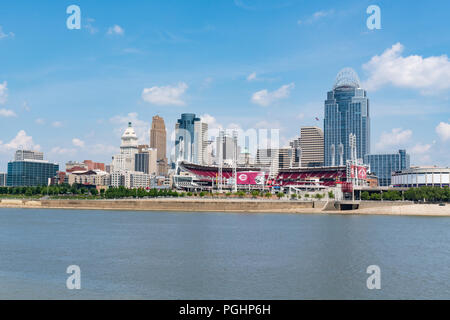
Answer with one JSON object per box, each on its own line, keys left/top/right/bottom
{"left": 232, "top": 130, "right": 238, "bottom": 193}
{"left": 218, "top": 130, "right": 224, "bottom": 193}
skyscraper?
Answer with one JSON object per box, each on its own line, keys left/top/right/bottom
{"left": 150, "top": 115, "right": 168, "bottom": 176}
{"left": 175, "top": 113, "right": 208, "bottom": 164}
{"left": 324, "top": 68, "right": 370, "bottom": 166}
{"left": 194, "top": 121, "right": 209, "bottom": 165}
{"left": 300, "top": 126, "right": 324, "bottom": 167}
{"left": 111, "top": 122, "right": 139, "bottom": 172}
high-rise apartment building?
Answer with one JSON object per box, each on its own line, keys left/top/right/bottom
{"left": 150, "top": 115, "right": 168, "bottom": 176}
{"left": 289, "top": 138, "right": 301, "bottom": 167}
{"left": 324, "top": 68, "right": 370, "bottom": 166}
{"left": 194, "top": 121, "right": 209, "bottom": 165}
{"left": 216, "top": 133, "right": 238, "bottom": 165}
{"left": 0, "top": 173, "right": 7, "bottom": 186}
{"left": 364, "top": 149, "right": 410, "bottom": 186}
{"left": 300, "top": 126, "right": 324, "bottom": 167}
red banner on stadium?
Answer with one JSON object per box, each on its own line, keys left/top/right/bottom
{"left": 351, "top": 165, "right": 367, "bottom": 179}
{"left": 237, "top": 172, "right": 265, "bottom": 185}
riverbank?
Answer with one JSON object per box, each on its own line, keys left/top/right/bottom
{"left": 0, "top": 198, "right": 449, "bottom": 216}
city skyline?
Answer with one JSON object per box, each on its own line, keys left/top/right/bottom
{"left": 0, "top": 0, "right": 449, "bottom": 171}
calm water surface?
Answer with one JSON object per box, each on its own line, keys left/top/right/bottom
{"left": 0, "top": 208, "right": 449, "bottom": 299}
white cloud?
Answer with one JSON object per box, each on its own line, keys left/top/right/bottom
{"left": 251, "top": 83, "right": 295, "bottom": 106}
{"left": 142, "top": 82, "right": 188, "bottom": 106}
{"left": 0, "top": 130, "right": 40, "bottom": 153}
{"left": 107, "top": 25, "right": 124, "bottom": 36}
{"left": 201, "top": 114, "right": 220, "bottom": 129}
{"left": 35, "top": 118, "right": 45, "bottom": 125}
{"left": 375, "top": 128, "right": 412, "bottom": 151}
{"left": 0, "top": 26, "right": 14, "bottom": 39}
{"left": 410, "top": 143, "right": 432, "bottom": 154}
{"left": 436, "top": 122, "right": 450, "bottom": 141}
{"left": 110, "top": 112, "right": 149, "bottom": 144}
{"left": 72, "top": 138, "right": 85, "bottom": 148}
{"left": 298, "top": 10, "right": 334, "bottom": 25}
{"left": 84, "top": 18, "right": 98, "bottom": 34}
{"left": 0, "top": 81, "right": 8, "bottom": 104}
{"left": 247, "top": 72, "right": 257, "bottom": 81}
{"left": 52, "top": 121, "right": 63, "bottom": 128}
{"left": 50, "top": 147, "right": 77, "bottom": 155}
{"left": 363, "top": 43, "right": 450, "bottom": 93}
{"left": 0, "top": 108, "right": 16, "bottom": 117}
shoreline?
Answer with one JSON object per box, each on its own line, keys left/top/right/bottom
{"left": 0, "top": 198, "right": 449, "bottom": 216}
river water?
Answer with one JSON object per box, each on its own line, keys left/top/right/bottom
{"left": 0, "top": 208, "right": 449, "bottom": 299}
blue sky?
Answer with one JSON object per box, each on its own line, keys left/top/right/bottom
{"left": 0, "top": 0, "right": 449, "bottom": 170}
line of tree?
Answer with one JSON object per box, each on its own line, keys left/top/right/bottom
{"left": 361, "top": 186, "right": 450, "bottom": 202}
{"left": 0, "top": 184, "right": 183, "bottom": 199}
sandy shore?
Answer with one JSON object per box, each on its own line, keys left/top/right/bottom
{"left": 355, "top": 204, "right": 450, "bottom": 216}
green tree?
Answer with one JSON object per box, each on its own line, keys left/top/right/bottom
{"left": 361, "top": 191, "right": 370, "bottom": 201}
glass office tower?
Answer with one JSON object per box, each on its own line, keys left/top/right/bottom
{"left": 7, "top": 160, "right": 59, "bottom": 186}
{"left": 324, "top": 68, "right": 370, "bottom": 166}
{"left": 175, "top": 113, "right": 200, "bottom": 162}
{"left": 364, "top": 150, "right": 410, "bottom": 186}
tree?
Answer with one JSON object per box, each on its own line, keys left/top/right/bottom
{"left": 90, "top": 188, "right": 98, "bottom": 197}
{"left": 277, "top": 192, "right": 285, "bottom": 200}
{"left": 361, "top": 191, "right": 370, "bottom": 201}
{"left": 328, "top": 191, "right": 335, "bottom": 199}
{"left": 291, "top": 194, "right": 297, "bottom": 200}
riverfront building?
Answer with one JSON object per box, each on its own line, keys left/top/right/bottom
{"left": 364, "top": 150, "right": 410, "bottom": 187}
{"left": 324, "top": 68, "right": 370, "bottom": 166}
{"left": 7, "top": 151, "right": 59, "bottom": 187}
{"left": 392, "top": 167, "right": 450, "bottom": 188}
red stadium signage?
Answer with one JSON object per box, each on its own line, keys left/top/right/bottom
{"left": 350, "top": 165, "right": 367, "bottom": 179}
{"left": 237, "top": 172, "right": 265, "bottom": 185}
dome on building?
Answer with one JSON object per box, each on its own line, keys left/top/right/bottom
{"left": 121, "top": 122, "right": 138, "bottom": 147}
{"left": 333, "top": 68, "right": 361, "bottom": 89}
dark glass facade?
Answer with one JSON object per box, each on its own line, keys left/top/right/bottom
{"left": 135, "top": 153, "right": 149, "bottom": 174}
{"left": 364, "top": 150, "right": 410, "bottom": 186}
{"left": 175, "top": 113, "right": 200, "bottom": 162}
{"left": 7, "top": 161, "right": 59, "bottom": 187}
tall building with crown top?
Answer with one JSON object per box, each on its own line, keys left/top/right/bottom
{"left": 112, "top": 122, "right": 139, "bottom": 172}
{"left": 324, "top": 68, "right": 370, "bottom": 166}
{"left": 150, "top": 115, "right": 168, "bottom": 176}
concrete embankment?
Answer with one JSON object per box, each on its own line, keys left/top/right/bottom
{"left": 0, "top": 198, "right": 320, "bottom": 213}
{"left": 0, "top": 199, "right": 449, "bottom": 216}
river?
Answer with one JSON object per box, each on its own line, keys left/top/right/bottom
{"left": 0, "top": 208, "right": 449, "bottom": 299}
